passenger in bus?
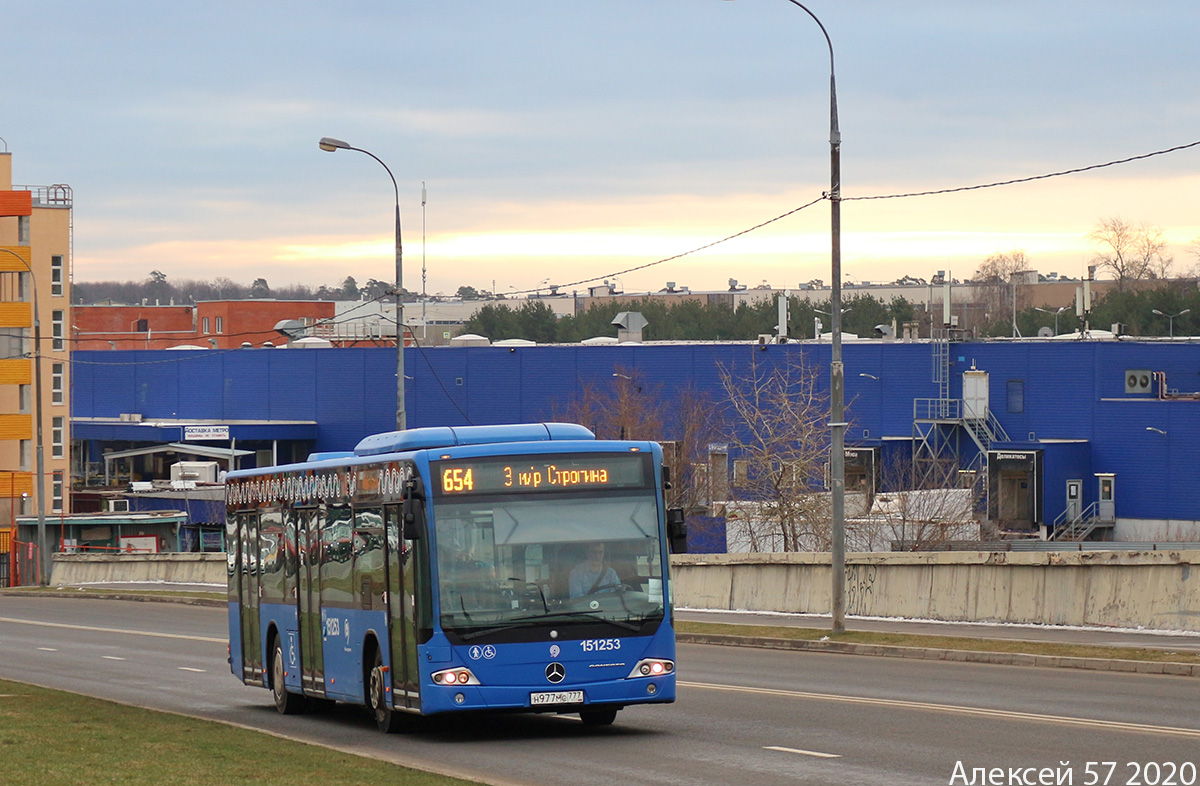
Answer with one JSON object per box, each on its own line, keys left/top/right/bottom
{"left": 569, "top": 543, "right": 620, "bottom": 598}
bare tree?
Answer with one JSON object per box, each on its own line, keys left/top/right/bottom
{"left": 1088, "top": 217, "right": 1173, "bottom": 285}
{"left": 555, "top": 367, "right": 664, "bottom": 442}
{"left": 717, "top": 353, "right": 831, "bottom": 552}
{"left": 551, "top": 369, "right": 715, "bottom": 517}
{"left": 846, "top": 454, "right": 982, "bottom": 551}
{"left": 661, "top": 384, "right": 719, "bottom": 516}
{"left": 973, "top": 251, "right": 1030, "bottom": 325}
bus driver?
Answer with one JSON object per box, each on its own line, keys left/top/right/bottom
{"left": 569, "top": 542, "right": 620, "bottom": 598}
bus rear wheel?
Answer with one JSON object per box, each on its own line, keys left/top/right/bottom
{"left": 271, "top": 639, "right": 305, "bottom": 715}
{"left": 580, "top": 707, "right": 619, "bottom": 726}
{"left": 370, "top": 650, "right": 403, "bottom": 734}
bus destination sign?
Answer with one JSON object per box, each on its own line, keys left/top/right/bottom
{"left": 433, "top": 453, "right": 649, "bottom": 497}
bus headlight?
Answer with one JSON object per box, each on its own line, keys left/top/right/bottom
{"left": 431, "top": 667, "right": 480, "bottom": 686}
{"left": 627, "top": 659, "right": 674, "bottom": 679}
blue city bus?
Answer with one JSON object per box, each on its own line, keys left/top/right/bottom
{"left": 226, "top": 423, "right": 686, "bottom": 731}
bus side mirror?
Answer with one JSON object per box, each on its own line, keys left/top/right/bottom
{"left": 666, "top": 508, "right": 687, "bottom": 554}
{"left": 402, "top": 477, "right": 426, "bottom": 540}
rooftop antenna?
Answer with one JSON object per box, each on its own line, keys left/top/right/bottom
{"left": 421, "top": 182, "right": 427, "bottom": 298}
{"left": 421, "top": 181, "right": 427, "bottom": 342}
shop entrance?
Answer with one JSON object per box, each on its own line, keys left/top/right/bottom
{"left": 987, "top": 450, "right": 1044, "bottom": 532}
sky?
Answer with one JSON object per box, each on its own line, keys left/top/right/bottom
{"left": 4, "top": 1, "right": 1200, "bottom": 297}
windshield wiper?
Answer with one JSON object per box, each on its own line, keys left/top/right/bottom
{"left": 527, "top": 610, "right": 642, "bottom": 632}
{"left": 506, "top": 577, "right": 549, "bottom": 613}
{"left": 458, "top": 609, "right": 654, "bottom": 641}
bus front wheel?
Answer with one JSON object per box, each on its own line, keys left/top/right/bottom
{"left": 271, "top": 639, "right": 305, "bottom": 715}
{"left": 370, "top": 650, "right": 403, "bottom": 733}
{"left": 580, "top": 706, "right": 619, "bottom": 726}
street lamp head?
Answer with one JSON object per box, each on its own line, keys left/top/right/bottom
{"left": 1152, "top": 309, "right": 1164, "bottom": 316}
{"left": 1181, "top": 309, "right": 1192, "bottom": 317}
{"left": 319, "top": 136, "right": 351, "bottom": 152}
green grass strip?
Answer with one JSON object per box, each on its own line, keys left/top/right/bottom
{"left": 0, "top": 679, "right": 470, "bottom": 786}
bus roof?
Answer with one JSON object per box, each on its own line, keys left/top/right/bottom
{"left": 352, "top": 422, "right": 595, "bottom": 457}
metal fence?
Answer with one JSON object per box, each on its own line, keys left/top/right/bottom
{"left": 7, "top": 540, "right": 40, "bottom": 586}
{"left": 0, "top": 528, "right": 8, "bottom": 587}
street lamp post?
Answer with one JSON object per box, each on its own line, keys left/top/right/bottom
{"left": 319, "top": 137, "right": 406, "bottom": 431}
{"left": 1151, "top": 308, "right": 1190, "bottom": 338}
{"left": 724, "top": 0, "right": 845, "bottom": 633}
{"left": 0, "top": 247, "right": 47, "bottom": 585}
{"left": 1035, "top": 306, "right": 1067, "bottom": 336}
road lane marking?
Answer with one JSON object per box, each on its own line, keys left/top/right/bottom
{"left": 178, "top": 667, "right": 206, "bottom": 673}
{"left": 0, "top": 616, "right": 223, "bottom": 643}
{"left": 764, "top": 746, "right": 841, "bottom": 758}
{"left": 37, "top": 647, "right": 57, "bottom": 652}
{"left": 681, "top": 681, "right": 1200, "bottom": 739}
{"left": 101, "top": 656, "right": 126, "bottom": 661}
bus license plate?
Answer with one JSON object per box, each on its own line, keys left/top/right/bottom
{"left": 530, "top": 690, "right": 584, "bottom": 706}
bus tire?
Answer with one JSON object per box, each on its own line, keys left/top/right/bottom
{"left": 370, "top": 649, "right": 402, "bottom": 733}
{"left": 580, "top": 707, "right": 619, "bottom": 726}
{"left": 271, "top": 638, "right": 305, "bottom": 715}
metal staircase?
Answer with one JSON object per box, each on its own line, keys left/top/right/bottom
{"left": 1050, "top": 502, "right": 1112, "bottom": 542}
{"left": 912, "top": 327, "right": 1007, "bottom": 490}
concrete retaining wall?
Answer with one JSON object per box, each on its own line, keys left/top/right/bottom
{"left": 49, "top": 550, "right": 1200, "bottom": 633}
{"left": 671, "top": 551, "right": 1200, "bottom": 632}
{"left": 51, "top": 553, "right": 226, "bottom": 587}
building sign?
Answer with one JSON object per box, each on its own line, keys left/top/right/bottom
{"left": 185, "top": 425, "right": 230, "bottom": 441}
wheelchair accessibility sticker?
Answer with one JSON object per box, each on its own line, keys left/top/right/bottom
{"left": 469, "top": 645, "right": 497, "bottom": 660}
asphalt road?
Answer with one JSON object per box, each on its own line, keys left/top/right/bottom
{"left": 2, "top": 597, "right": 1199, "bottom": 786}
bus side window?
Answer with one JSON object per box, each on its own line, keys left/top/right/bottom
{"left": 322, "top": 506, "right": 354, "bottom": 607}
{"left": 353, "top": 507, "right": 384, "bottom": 611}
{"left": 260, "top": 508, "right": 285, "bottom": 604}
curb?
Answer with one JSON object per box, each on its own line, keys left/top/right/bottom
{"left": 677, "top": 632, "right": 1200, "bottom": 677}
{"left": 1, "top": 590, "right": 225, "bottom": 608}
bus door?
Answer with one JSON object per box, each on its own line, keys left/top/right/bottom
{"left": 297, "top": 507, "right": 325, "bottom": 696}
{"left": 385, "top": 504, "right": 421, "bottom": 709}
{"left": 237, "top": 511, "right": 262, "bottom": 683}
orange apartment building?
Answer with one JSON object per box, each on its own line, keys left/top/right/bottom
{"left": 74, "top": 299, "right": 336, "bottom": 349}
{"left": 0, "top": 150, "right": 73, "bottom": 536}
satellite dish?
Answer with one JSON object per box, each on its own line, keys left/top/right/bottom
{"left": 1037, "top": 326, "right": 1053, "bottom": 338}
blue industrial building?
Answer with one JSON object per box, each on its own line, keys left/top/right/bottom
{"left": 71, "top": 337, "right": 1200, "bottom": 543}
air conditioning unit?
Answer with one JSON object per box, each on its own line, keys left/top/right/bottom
{"left": 170, "top": 461, "right": 219, "bottom": 483}
{"left": 118, "top": 413, "right": 143, "bottom": 422}
{"left": 1125, "top": 369, "right": 1153, "bottom": 394}
{"left": 107, "top": 499, "right": 129, "bottom": 512}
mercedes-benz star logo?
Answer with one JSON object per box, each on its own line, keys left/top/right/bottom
{"left": 545, "top": 662, "right": 566, "bottom": 684}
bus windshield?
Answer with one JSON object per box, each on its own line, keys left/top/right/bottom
{"left": 434, "top": 492, "right": 665, "bottom": 638}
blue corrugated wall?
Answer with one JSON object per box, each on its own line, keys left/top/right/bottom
{"left": 72, "top": 340, "right": 1200, "bottom": 524}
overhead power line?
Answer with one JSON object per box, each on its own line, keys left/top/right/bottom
{"left": 506, "top": 138, "right": 1200, "bottom": 296}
